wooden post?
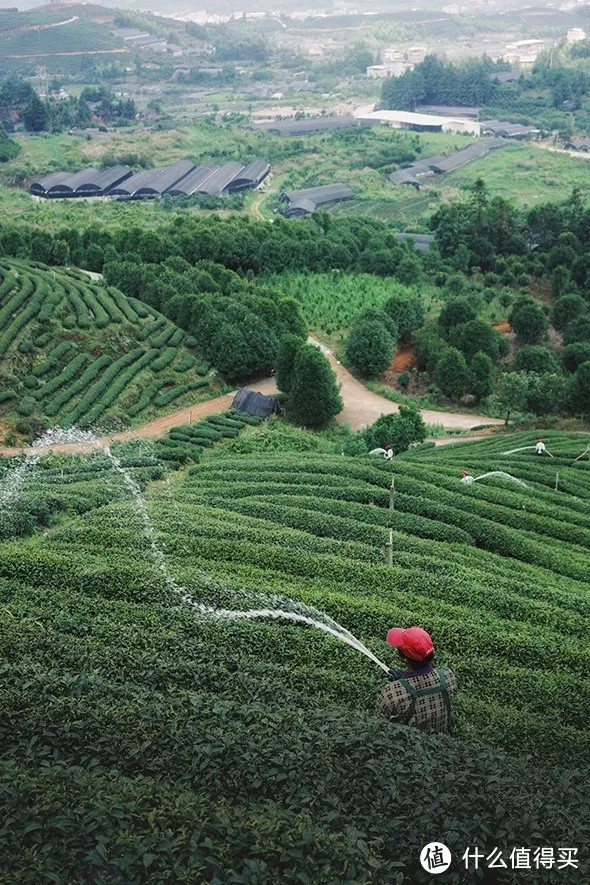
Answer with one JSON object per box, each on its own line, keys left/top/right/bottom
{"left": 389, "top": 476, "right": 396, "bottom": 511}
{"left": 385, "top": 529, "right": 393, "bottom": 566}
{"left": 555, "top": 471, "right": 559, "bottom": 492}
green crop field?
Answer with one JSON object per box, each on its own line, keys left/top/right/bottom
{"left": 264, "top": 270, "right": 437, "bottom": 337}
{"left": 0, "top": 260, "right": 215, "bottom": 433}
{"left": 0, "top": 428, "right": 588, "bottom": 880}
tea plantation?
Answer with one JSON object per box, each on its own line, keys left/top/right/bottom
{"left": 0, "top": 430, "right": 588, "bottom": 882}
{"left": 0, "top": 260, "right": 214, "bottom": 431}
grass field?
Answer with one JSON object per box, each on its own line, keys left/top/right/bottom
{"left": 0, "top": 260, "right": 214, "bottom": 435}
{"left": 3, "top": 124, "right": 589, "bottom": 231}
{"left": 0, "top": 427, "right": 588, "bottom": 880}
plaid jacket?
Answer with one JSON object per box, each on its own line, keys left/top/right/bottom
{"left": 375, "top": 666, "right": 458, "bottom": 734}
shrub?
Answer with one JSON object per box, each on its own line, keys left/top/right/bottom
{"left": 450, "top": 319, "right": 500, "bottom": 362}
{"left": 469, "top": 351, "right": 493, "bottom": 402}
{"left": 509, "top": 298, "right": 548, "bottom": 344}
{"left": 276, "top": 334, "right": 302, "bottom": 395}
{"left": 563, "top": 315, "right": 590, "bottom": 345}
{"left": 551, "top": 293, "right": 587, "bottom": 331}
{"left": 288, "top": 344, "right": 342, "bottom": 428}
{"left": 17, "top": 396, "right": 36, "bottom": 417}
{"left": 562, "top": 342, "right": 590, "bottom": 373}
{"left": 514, "top": 345, "right": 560, "bottom": 375}
{"left": 345, "top": 314, "right": 396, "bottom": 378}
{"left": 363, "top": 405, "right": 426, "bottom": 454}
{"left": 434, "top": 347, "right": 469, "bottom": 399}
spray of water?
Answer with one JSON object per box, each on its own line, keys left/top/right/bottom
{"left": 472, "top": 471, "right": 529, "bottom": 488}
{"left": 13, "top": 427, "right": 390, "bottom": 674}
{"left": 0, "top": 454, "right": 39, "bottom": 509}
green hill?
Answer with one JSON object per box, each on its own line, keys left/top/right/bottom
{"left": 0, "top": 259, "right": 214, "bottom": 434}
{"left": 0, "top": 429, "right": 588, "bottom": 880}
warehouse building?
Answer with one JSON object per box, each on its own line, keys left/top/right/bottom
{"left": 165, "top": 163, "right": 219, "bottom": 196}
{"left": 281, "top": 183, "right": 353, "bottom": 217}
{"left": 355, "top": 109, "right": 481, "bottom": 136}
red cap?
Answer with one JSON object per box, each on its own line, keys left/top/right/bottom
{"left": 537, "top": 438, "right": 543, "bottom": 442}
{"left": 387, "top": 626, "right": 435, "bottom": 661}
{"left": 385, "top": 444, "right": 392, "bottom": 450}
{"left": 462, "top": 470, "right": 470, "bottom": 476}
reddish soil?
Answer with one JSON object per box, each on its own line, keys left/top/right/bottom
{"left": 493, "top": 320, "right": 512, "bottom": 334}
{"left": 392, "top": 344, "right": 415, "bottom": 372}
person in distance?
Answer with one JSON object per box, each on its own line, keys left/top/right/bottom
{"left": 375, "top": 627, "right": 457, "bottom": 734}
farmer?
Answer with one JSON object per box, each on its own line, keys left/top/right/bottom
{"left": 384, "top": 444, "right": 394, "bottom": 461}
{"left": 375, "top": 627, "right": 458, "bottom": 735}
{"left": 460, "top": 470, "right": 474, "bottom": 485}
{"left": 536, "top": 439, "right": 546, "bottom": 455}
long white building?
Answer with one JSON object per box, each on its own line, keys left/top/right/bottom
{"left": 355, "top": 109, "right": 481, "bottom": 136}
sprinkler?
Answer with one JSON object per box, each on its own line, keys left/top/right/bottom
{"left": 460, "top": 470, "right": 528, "bottom": 488}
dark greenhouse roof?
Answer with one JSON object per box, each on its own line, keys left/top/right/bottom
{"left": 389, "top": 139, "right": 506, "bottom": 185}
{"left": 226, "top": 158, "right": 270, "bottom": 192}
{"left": 30, "top": 171, "right": 74, "bottom": 194}
{"left": 165, "top": 163, "right": 219, "bottom": 196}
{"left": 388, "top": 170, "right": 420, "bottom": 186}
{"left": 283, "top": 183, "right": 353, "bottom": 205}
{"left": 232, "top": 388, "right": 279, "bottom": 418}
{"left": 481, "top": 120, "right": 539, "bottom": 138}
{"left": 395, "top": 232, "right": 434, "bottom": 251}
{"left": 283, "top": 197, "right": 319, "bottom": 217}
{"left": 198, "top": 161, "right": 244, "bottom": 196}
{"left": 250, "top": 115, "right": 364, "bottom": 136}
{"left": 109, "top": 166, "right": 167, "bottom": 196}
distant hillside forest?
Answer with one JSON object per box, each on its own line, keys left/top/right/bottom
{"left": 382, "top": 53, "right": 590, "bottom": 133}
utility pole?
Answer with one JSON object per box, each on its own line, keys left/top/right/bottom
{"left": 385, "top": 529, "right": 393, "bottom": 566}
{"left": 389, "top": 476, "right": 396, "bottom": 511}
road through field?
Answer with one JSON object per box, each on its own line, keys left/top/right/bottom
{"left": 0, "top": 339, "right": 502, "bottom": 457}
{"left": 309, "top": 337, "right": 503, "bottom": 431}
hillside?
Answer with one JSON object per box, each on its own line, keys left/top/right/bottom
{"left": 0, "top": 429, "right": 588, "bottom": 880}
{"left": 0, "top": 260, "right": 214, "bottom": 435}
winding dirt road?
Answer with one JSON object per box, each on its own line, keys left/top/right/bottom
{"left": 0, "top": 340, "right": 502, "bottom": 457}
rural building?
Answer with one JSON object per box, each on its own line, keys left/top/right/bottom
{"left": 165, "top": 163, "right": 220, "bottom": 197}
{"left": 504, "top": 38, "right": 552, "bottom": 66}
{"left": 416, "top": 105, "right": 480, "bottom": 119}
{"left": 489, "top": 71, "right": 522, "bottom": 84}
{"left": 567, "top": 28, "right": 586, "bottom": 45}
{"left": 109, "top": 160, "right": 196, "bottom": 199}
{"left": 232, "top": 389, "right": 279, "bottom": 418}
{"left": 481, "top": 120, "right": 540, "bottom": 138}
{"left": 225, "top": 159, "right": 271, "bottom": 194}
{"left": 395, "top": 232, "right": 434, "bottom": 251}
{"left": 197, "top": 162, "right": 245, "bottom": 196}
{"left": 249, "top": 116, "right": 368, "bottom": 136}
{"left": 356, "top": 110, "right": 481, "bottom": 136}
{"left": 30, "top": 167, "right": 133, "bottom": 198}
{"left": 30, "top": 159, "right": 271, "bottom": 200}
{"left": 280, "top": 183, "right": 353, "bottom": 217}
{"left": 388, "top": 139, "right": 505, "bottom": 188}
{"left": 564, "top": 138, "right": 590, "bottom": 152}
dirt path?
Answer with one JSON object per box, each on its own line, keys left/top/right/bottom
{"left": 249, "top": 192, "right": 266, "bottom": 221}
{"left": 0, "top": 340, "right": 503, "bottom": 457}
{"left": 310, "top": 338, "right": 503, "bottom": 432}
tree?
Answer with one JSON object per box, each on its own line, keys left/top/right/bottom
{"left": 514, "top": 345, "right": 560, "bottom": 374}
{"left": 288, "top": 344, "right": 342, "bottom": 428}
{"left": 363, "top": 405, "right": 426, "bottom": 455}
{"left": 497, "top": 372, "right": 529, "bottom": 425}
{"left": 22, "top": 93, "right": 46, "bottom": 132}
{"left": 570, "top": 361, "right": 590, "bottom": 415}
{"left": 415, "top": 324, "right": 444, "bottom": 374}
{"left": 450, "top": 319, "right": 500, "bottom": 361}
{"left": 276, "top": 333, "right": 302, "bottom": 394}
{"left": 562, "top": 342, "right": 590, "bottom": 374}
{"left": 345, "top": 313, "right": 396, "bottom": 378}
{"left": 509, "top": 298, "right": 548, "bottom": 344}
{"left": 434, "top": 347, "right": 470, "bottom": 399}
{"left": 551, "top": 293, "right": 587, "bottom": 331}
{"left": 550, "top": 266, "right": 572, "bottom": 300}
{"left": 384, "top": 293, "right": 423, "bottom": 342}
{"left": 563, "top": 315, "right": 590, "bottom": 345}
{"left": 525, "top": 373, "right": 569, "bottom": 416}
{"left": 438, "top": 298, "right": 477, "bottom": 336}
{"left": 396, "top": 253, "right": 422, "bottom": 286}
{"left": 469, "top": 351, "right": 493, "bottom": 402}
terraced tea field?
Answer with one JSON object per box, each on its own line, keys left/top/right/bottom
{"left": 0, "top": 260, "right": 214, "bottom": 432}
{"left": 0, "top": 429, "right": 588, "bottom": 881}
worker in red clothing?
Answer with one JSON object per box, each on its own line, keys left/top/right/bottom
{"left": 375, "top": 627, "right": 458, "bottom": 734}
{"left": 536, "top": 439, "right": 546, "bottom": 455}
